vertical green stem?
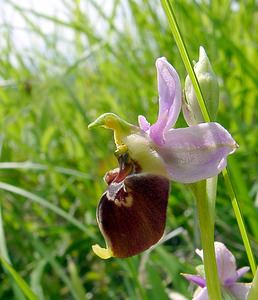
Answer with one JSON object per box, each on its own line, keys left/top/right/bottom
{"left": 222, "top": 169, "right": 256, "bottom": 276}
{"left": 206, "top": 176, "right": 218, "bottom": 226}
{"left": 126, "top": 259, "right": 148, "bottom": 300}
{"left": 248, "top": 267, "right": 258, "bottom": 300}
{"left": 160, "top": 0, "right": 210, "bottom": 122}
{"left": 194, "top": 181, "right": 222, "bottom": 300}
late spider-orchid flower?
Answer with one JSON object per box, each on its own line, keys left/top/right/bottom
{"left": 182, "top": 242, "right": 251, "bottom": 300}
{"left": 88, "top": 57, "right": 237, "bottom": 259}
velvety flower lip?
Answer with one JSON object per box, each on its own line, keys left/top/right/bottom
{"left": 95, "top": 153, "right": 170, "bottom": 259}
{"left": 183, "top": 242, "right": 251, "bottom": 300}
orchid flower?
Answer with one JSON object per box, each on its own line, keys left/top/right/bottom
{"left": 183, "top": 242, "right": 251, "bottom": 300}
{"left": 88, "top": 57, "right": 237, "bottom": 259}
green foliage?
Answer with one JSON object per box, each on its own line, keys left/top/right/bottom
{"left": 0, "top": 0, "right": 257, "bottom": 299}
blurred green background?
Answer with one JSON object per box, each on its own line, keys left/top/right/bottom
{"left": 0, "top": 0, "right": 257, "bottom": 299}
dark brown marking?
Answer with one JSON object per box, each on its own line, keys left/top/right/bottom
{"left": 97, "top": 174, "right": 169, "bottom": 258}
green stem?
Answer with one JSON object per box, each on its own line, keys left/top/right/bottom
{"left": 126, "top": 259, "right": 148, "bottom": 300}
{"left": 161, "top": 0, "right": 256, "bottom": 276}
{"left": 222, "top": 169, "right": 256, "bottom": 276}
{"left": 194, "top": 181, "right": 222, "bottom": 300}
{"left": 206, "top": 176, "right": 218, "bottom": 226}
{"left": 160, "top": 0, "right": 210, "bottom": 122}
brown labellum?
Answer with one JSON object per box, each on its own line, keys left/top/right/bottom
{"left": 97, "top": 173, "right": 170, "bottom": 258}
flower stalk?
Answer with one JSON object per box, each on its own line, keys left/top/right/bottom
{"left": 193, "top": 180, "right": 222, "bottom": 300}
{"left": 206, "top": 176, "right": 217, "bottom": 226}
{"left": 160, "top": 0, "right": 210, "bottom": 122}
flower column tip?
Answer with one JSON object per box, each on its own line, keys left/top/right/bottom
{"left": 88, "top": 113, "right": 136, "bottom": 147}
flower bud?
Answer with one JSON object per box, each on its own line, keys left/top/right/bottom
{"left": 183, "top": 46, "right": 219, "bottom": 125}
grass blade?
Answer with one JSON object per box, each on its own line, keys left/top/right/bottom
{"left": 0, "top": 203, "right": 27, "bottom": 300}
{"left": 31, "top": 237, "right": 86, "bottom": 300}
{"left": 30, "top": 260, "right": 46, "bottom": 300}
{"left": 68, "top": 258, "right": 88, "bottom": 300}
{"left": 0, "top": 256, "right": 38, "bottom": 300}
{"left": 0, "top": 161, "right": 93, "bottom": 180}
{"left": 0, "top": 181, "right": 91, "bottom": 236}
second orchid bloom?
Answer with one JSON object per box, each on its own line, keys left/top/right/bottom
{"left": 89, "top": 54, "right": 237, "bottom": 259}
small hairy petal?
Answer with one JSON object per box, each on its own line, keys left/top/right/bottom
{"left": 229, "top": 283, "right": 251, "bottom": 300}
{"left": 138, "top": 115, "right": 150, "bottom": 132}
{"left": 236, "top": 267, "right": 250, "bottom": 281}
{"left": 97, "top": 174, "right": 169, "bottom": 258}
{"left": 156, "top": 122, "right": 237, "bottom": 183}
{"left": 148, "top": 57, "right": 181, "bottom": 145}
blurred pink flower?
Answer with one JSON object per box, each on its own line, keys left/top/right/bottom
{"left": 183, "top": 242, "right": 251, "bottom": 300}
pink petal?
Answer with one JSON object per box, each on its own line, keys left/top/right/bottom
{"left": 182, "top": 274, "right": 206, "bottom": 288}
{"left": 155, "top": 123, "right": 237, "bottom": 183}
{"left": 148, "top": 57, "right": 181, "bottom": 145}
{"left": 149, "top": 110, "right": 169, "bottom": 145}
{"left": 229, "top": 283, "right": 251, "bottom": 300}
{"left": 138, "top": 115, "right": 150, "bottom": 132}
{"left": 225, "top": 266, "right": 250, "bottom": 286}
{"left": 193, "top": 287, "right": 209, "bottom": 300}
{"left": 197, "top": 242, "right": 241, "bottom": 285}
{"left": 214, "top": 242, "right": 238, "bottom": 284}
{"left": 195, "top": 248, "right": 203, "bottom": 260}
{"left": 236, "top": 267, "right": 250, "bottom": 280}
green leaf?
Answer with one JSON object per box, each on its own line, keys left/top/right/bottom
{"left": 146, "top": 264, "right": 169, "bottom": 300}
{"left": 0, "top": 256, "right": 38, "bottom": 300}
{"left": 68, "top": 258, "right": 88, "bottom": 300}
{"left": 30, "top": 260, "right": 46, "bottom": 300}
{"left": 0, "top": 181, "right": 91, "bottom": 235}
{"left": 31, "top": 237, "right": 85, "bottom": 300}
{"left": 0, "top": 203, "right": 26, "bottom": 300}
